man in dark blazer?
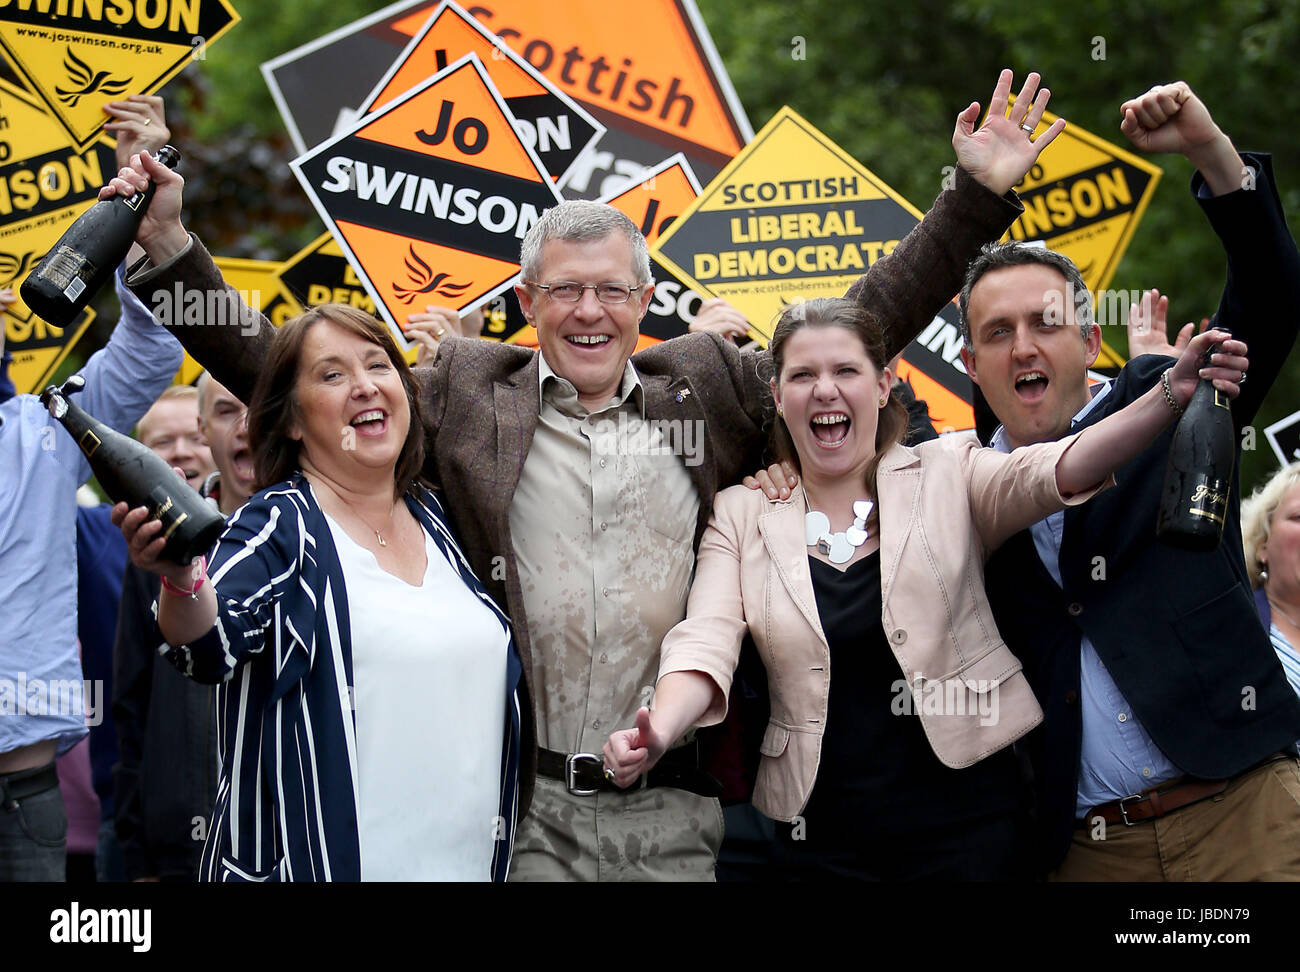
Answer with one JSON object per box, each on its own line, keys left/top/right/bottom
{"left": 104, "top": 69, "right": 1059, "bottom": 879}
{"left": 960, "top": 82, "right": 1300, "bottom": 879}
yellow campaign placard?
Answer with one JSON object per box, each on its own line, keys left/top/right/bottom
{"left": 0, "top": 0, "right": 241, "bottom": 149}
{"left": 0, "top": 77, "right": 114, "bottom": 392}
{"left": 1004, "top": 97, "right": 1164, "bottom": 370}
{"left": 652, "top": 106, "right": 915, "bottom": 344}
{"left": 171, "top": 256, "right": 296, "bottom": 385}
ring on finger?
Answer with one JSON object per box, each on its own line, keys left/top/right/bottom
{"left": 1020, "top": 122, "right": 1035, "bottom": 134}
{"left": 603, "top": 766, "right": 616, "bottom": 783}
{"left": 143, "top": 117, "right": 152, "bottom": 126}
{"left": 1239, "top": 370, "right": 1247, "bottom": 385}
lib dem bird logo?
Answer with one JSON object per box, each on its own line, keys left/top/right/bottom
{"left": 392, "top": 245, "right": 473, "bottom": 305}
{"left": 55, "top": 47, "right": 131, "bottom": 108}
{"left": 0, "top": 250, "right": 41, "bottom": 287}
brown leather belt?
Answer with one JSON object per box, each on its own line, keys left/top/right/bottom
{"left": 1083, "top": 753, "right": 1293, "bottom": 827}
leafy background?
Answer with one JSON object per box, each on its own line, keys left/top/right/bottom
{"left": 46, "top": 0, "right": 1300, "bottom": 492}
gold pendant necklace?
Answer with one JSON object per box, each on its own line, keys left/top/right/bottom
{"left": 354, "top": 503, "right": 396, "bottom": 547}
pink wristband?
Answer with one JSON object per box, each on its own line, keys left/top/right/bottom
{"left": 161, "top": 555, "right": 207, "bottom": 599}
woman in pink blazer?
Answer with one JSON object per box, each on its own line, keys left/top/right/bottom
{"left": 604, "top": 297, "right": 1246, "bottom": 879}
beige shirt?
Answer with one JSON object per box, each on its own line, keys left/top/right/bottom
{"left": 508, "top": 353, "right": 700, "bottom": 755}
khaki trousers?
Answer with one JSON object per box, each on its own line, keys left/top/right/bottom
{"left": 1050, "top": 756, "right": 1300, "bottom": 881}
{"left": 508, "top": 777, "right": 723, "bottom": 881}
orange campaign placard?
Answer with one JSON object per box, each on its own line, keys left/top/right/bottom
{"left": 459, "top": 0, "right": 748, "bottom": 165}
{"left": 359, "top": 0, "right": 604, "bottom": 187}
{"left": 290, "top": 52, "right": 562, "bottom": 343}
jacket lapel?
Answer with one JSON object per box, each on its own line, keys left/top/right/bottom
{"left": 489, "top": 356, "right": 542, "bottom": 527}
{"left": 875, "top": 444, "right": 922, "bottom": 612}
{"left": 758, "top": 485, "right": 829, "bottom": 648}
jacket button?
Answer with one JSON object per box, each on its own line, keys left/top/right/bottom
{"left": 1065, "top": 690, "right": 1078, "bottom": 705}
{"left": 891, "top": 629, "right": 907, "bottom": 645}
{"left": 1067, "top": 602, "right": 1083, "bottom": 617}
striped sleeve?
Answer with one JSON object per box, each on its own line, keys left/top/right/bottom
{"left": 158, "top": 494, "right": 302, "bottom": 684}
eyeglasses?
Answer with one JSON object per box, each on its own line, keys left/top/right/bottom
{"left": 529, "top": 282, "right": 642, "bottom": 304}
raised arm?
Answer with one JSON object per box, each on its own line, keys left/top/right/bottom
{"left": 100, "top": 151, "right": 272, "bottom": 406}
{"left": 1119, "top": 81, "right": 1300, "bottom": 431}
{"left": 846, "top": 69, "right": 1064, "bottom": 360}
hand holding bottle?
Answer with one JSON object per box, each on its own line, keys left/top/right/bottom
{"left": 98, "top": 148, "right": 189, "bottom": 266}
{"left": 1164, "top": 328, "right": 1248, "bottom": 407}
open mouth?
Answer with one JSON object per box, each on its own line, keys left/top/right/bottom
{"left": 565, "top": 334, "right": 612, "bottom": 349}
{"left": 810, "top": 412, "right": 850, "bottom": 447}
{"left": 349, "top": 409, "right": 389, "bottom": 437}
{"left": 1015, "top": 371, "right": 1049, "bottom": 403}
{"left": 231, "top": 447, "right": 255, "bottom": 484}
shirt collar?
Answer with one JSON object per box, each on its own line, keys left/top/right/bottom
{"left": 990, "top": 377, "right": 1114, "bottom": 454}
{"left": 537, "top": 351, "right": 645, "bottom": 418}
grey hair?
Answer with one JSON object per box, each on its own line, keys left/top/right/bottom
{"left": 1242, "top": 463, "right": 1300, "bottom": 589}
{"left": 519, "top": 200, "right": 653, "bottom": 286}
{"left": 958, "top": 242, "right": 1093, "bottom": 350}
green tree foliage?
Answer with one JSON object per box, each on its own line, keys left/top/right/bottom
{"left": 700, "top": 0, "right": 1300, "bottom": 490}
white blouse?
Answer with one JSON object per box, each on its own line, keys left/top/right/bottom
{"left": 324, "top": 511, "right": 509, "bottom": 881}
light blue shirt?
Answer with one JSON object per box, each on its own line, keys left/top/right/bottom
{"left": 0, "top": 270, "right": 181, "bottom": 757}
{"left": 992, "top": 380, "right": 1182, "bottom": 818}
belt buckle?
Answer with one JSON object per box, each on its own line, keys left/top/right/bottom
{"left": 1117, "top": 792, "right": 1145, "bottom": 826}
{"left": 564, "top": 753, "right": 603, "bottom": 796}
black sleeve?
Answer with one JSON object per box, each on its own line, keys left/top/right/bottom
{"left": 112, "top": 563, "right": 159, "bottom": 881}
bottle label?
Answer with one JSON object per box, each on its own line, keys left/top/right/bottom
{"left": 151, "top": 493, "right": 189, "bottom": 540}
{"left": 123, "top": 192, "right": 148, "bottom": 213}
{"left": 41, "top": 244, "right": 96, "bottom": 303}
{"left": 77, "top": 429, "right": 101, "bottom": 458}
{"left": 1214, "top": 388, "right": 1229, "bottom": 410}
{"left": 1189, "top": 478, "right": 1229, "bottom": 525}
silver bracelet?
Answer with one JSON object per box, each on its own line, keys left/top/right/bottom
{"left": 1160, "top": 368, "right": 1185, "bottom": 416}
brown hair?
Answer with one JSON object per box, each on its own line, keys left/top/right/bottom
{"left": 767, "top": 297, "right": 907, "bottom": 532}
{"left": 247, "top": 304, "right": 426, "bottom": 498}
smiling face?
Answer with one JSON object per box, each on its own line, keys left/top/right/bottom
{"left": 772, "top": 326, "right": 892, "bottom": 487}
{"left": 960, "top": 263, "right": 1101, "bottom": 449}
{"left": 1262, "top": 483, "right": 1300, "bottom": 604}
{"left": 288, "top": 318, "right": 411, "bottom": 485}
{"left": 515, "top": 234, "right": 651, "bottom": 411}
{"left": 137, "top": 395, "right": 215, "bottom": 489}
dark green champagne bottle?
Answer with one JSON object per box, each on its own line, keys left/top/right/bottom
{"left": 41, "top": 375, "right": 224, "bottom": 565}
{"left": 21, "top": 145, "right": 180, "bottom": 326}
{"left": 1156, "top": 362, "right": 1235, "bottom": 551}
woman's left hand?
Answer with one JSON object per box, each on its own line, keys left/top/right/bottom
{"left": 1167, "top": 328, "right": 1249, "bottom": 406}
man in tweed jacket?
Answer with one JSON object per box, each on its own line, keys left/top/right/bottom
{"left": 107, "top": 70, "right": 1056, "bottom": 879}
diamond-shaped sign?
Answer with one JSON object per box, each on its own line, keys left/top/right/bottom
{"left": 653, "top": 106, "right": 982, "bottom": 432}
{"left": 291, "top": 53, "right": 563, "bottom": 342}
{"left": 360, "top": 0, "right": 604, "bottom": 189}
{"left": 0, "top": 79, "right": 114, "bottom": 392}
{"left": 0, "top": 0, "right": 240, "bottom": 149}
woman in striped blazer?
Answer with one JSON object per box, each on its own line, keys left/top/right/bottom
{"left": 114, "top": 304, "right": 522, "bottom": 882}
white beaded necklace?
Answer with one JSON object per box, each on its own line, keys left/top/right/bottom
{"left": 804, "top": 497, "right": 873, "bottom": 565}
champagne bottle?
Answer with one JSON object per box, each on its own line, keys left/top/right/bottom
{"left": 1156, "top": 355, "right": 1235, "bottom": 551}
{"left": 41, "top": 375, "right": 224, "bottom": 565}
{"left": 21, "top": 145, "right": 180, "bottom": 327}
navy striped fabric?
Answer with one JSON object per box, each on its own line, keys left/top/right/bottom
{"left": 154, "top": 473, "right": 521, "bottom": 882}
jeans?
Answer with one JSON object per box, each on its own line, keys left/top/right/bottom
{"left": 0, "top": 764, "right": 67, "bottom": 881}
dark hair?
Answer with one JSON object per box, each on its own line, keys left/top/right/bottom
{"left": 767, "top": 297, "right": 907, "bottom": 532}
{"left": 248, "top": 303, "right": 426, "bottom": 497}
{"left": 957, "top": 241, "right": 1093, "bottom": 349}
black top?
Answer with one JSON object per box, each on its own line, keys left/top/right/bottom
{"left": 799, "top": 552, "right": 1021, "bottom": 844}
